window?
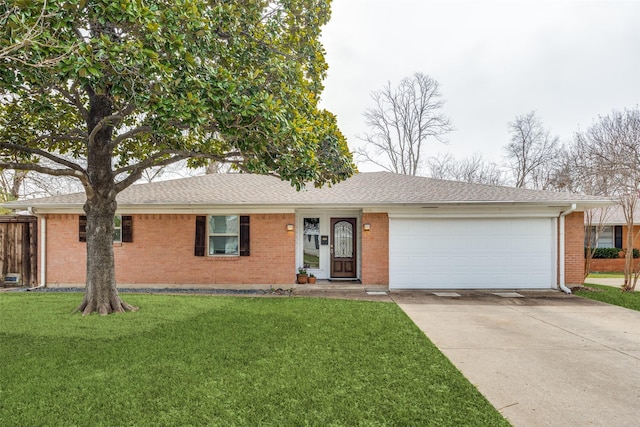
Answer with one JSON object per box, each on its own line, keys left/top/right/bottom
{"left": 113, "top": 215, "right": 122, "bottom": 243}
{"left": 208, "top": 215, "right": 239, "bottom": 255}
{"left": 194, "top": 215, "right": 249, "bottom": 257}
{"left": 79, "top": 215, "right": 133, "bottom": 243}
{"left": 585, "top": 226, "right": 622, "bottom": 249}
{"left": 303, "top": 217, "right": 320, "bottom": 268}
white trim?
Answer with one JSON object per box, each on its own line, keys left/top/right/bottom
{"left": 559, "top": 204, "right": 577, "bottom": 294}
{"left": 17, "top": 199, "right": 614, "bottom": 216}
{"left": 207, "top": 215, "right": 240, "bottom": 257}
{"left": 40, "top": 215, "right": 46, "bottom": 287}
{"left": 295, "top": 209, "right": 361, "bottom": 280}
{"left": 27, "top": 207, "right": 47, "bottom": 288}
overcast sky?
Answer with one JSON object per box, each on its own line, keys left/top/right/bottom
{"left": 318, "top": 0, "right": 640, "bottom": 172}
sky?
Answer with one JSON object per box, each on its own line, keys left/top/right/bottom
{"left": 318, "top": 0, "right": 640, "bottom": 172}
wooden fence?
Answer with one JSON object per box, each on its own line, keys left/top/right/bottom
{"left": 0, "top": 215, "right": 37, "bottom": 287}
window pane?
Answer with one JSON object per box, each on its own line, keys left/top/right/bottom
{"left": 209, "top": 236, "right": 238, "bottom": 255}
{"left": 303, "top": 218, "right": 320, "bottom": 268}
{"left": 113, "top": 215, "right": 122, "bottom": 242}
{"left": 598, "top": 226, "right": 614, "bottom": 248}
{"left": 209, "top": 215, "right": 238, "bottom": 234}
{"left": 334, "top": 221, "right": 353, "bottom": 258}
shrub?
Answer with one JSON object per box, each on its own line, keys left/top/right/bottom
{"left": 586, "top": 247, "right": 640, "bottom": 259}
{"left": 588, "top": 247, "right": 621, "bottom": 259}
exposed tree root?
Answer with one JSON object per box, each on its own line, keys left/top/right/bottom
{"left": 75, "top": 295, "right": 139, "bottom": 316}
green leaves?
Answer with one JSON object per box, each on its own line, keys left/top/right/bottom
{"left": 1, "top": 0, "right": 355, "bottom": 190}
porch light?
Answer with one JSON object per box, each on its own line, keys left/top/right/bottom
{"left": 286, "top": 224, "right": 294, "bottom": 231}
{"left": 363, "top": 223, "right": 371, "bottom": 231}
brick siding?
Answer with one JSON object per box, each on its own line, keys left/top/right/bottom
{"left": 564, "top": 212, "right": 585, "bottom": 285}
{"left": 43, "top": 213, "right": 295, "bottom": 286}
{"left": 360, "top": 212, "right": 389, "bottom": 285}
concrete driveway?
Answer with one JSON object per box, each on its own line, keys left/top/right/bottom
{"left": 394, "top": 291, "right": 640, "bottom": 427}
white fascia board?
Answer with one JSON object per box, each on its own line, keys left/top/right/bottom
{"left": 113, "top": 205, "right": 296, "bottom": 215}
{"left": 385, "top": 205, "right": 573, "bottom": 218}
{"left": 18, "top": 199, "right": 614, "bottom": 216}
{"left": 26, "top": 205, "right": 296, "bottom": 215}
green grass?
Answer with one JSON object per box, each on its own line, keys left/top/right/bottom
{"left": 587, "top": 272, "right": 625, "bottom": 278}
{"left": 0, "top": 293, "right": 508, "bottom": 426}
{"left": 576, "top": 283, "right": 640, "bottom": 311}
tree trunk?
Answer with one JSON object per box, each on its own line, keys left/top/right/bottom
{"left": 75, "top": 196, "right": 137, "bottom": 315}
{"left": 75, "top": 90, "right": 137, "bottom": 315}
{"left": 622, "top": 221, "right": 638, "bottom": 292}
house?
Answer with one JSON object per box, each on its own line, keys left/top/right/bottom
{"left": 585, "top": 205, "right": 640, "bottom": 273}
{"left": 3, "top": 172, "right": 613, "bottom": 291}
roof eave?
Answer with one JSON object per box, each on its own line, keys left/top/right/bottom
{"left": 11, "top": 197, "right": 616, "bottom": 215}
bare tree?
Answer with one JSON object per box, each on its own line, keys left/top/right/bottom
{"left": 356, "top": 73, "right": 453, "bottom": 175}
{"left": 575, "top": 107, "right": 640, "bottom": 291}
{"left": 426, "top": 153, "right": 505, "bottom": 185}
{"left": 504, "top": 111, "right": 560, "bottom": 189}
{"left": 583, "top": 207, "right": 614, "bottom": 280}
{"left": 557, "top": 142, "right": 615, "bottom": 279}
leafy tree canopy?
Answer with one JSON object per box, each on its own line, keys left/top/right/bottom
{"left": 0, "top": 0, "right": 354, "bottom": 190}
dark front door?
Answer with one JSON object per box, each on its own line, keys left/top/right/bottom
{"left": 330, "top": 218, "right": 357, "bottom": 278}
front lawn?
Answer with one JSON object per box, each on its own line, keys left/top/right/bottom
{"left": 0, "top": 293, "right": 508, "bottom": 426}
{"left": 576, "top": 283, "right": 640, "bottom": 311}
{"left": 586, "top": 272, "right": 625, "bottom": 279}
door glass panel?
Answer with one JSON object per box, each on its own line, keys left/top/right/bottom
{"left": 334, "top": 221, "right": 353, "bottom": 258}
{"left": 303, "top": 218, "right": 320, "bottom": 268}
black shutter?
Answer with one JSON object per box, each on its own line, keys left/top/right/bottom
{"left": 79, "top": 215, "right": 87, "bottom": 242}
{"left": 195, "top": 216, "right": 206, "bottom": 256}
{"left": 614, "top": 225, "right": 623, "bottom": 249}
{"left": 122, "top": 216, "right": 133, "bottom": 242}
{"left": 240, "top": 215, "right": 250, "bottom": 256}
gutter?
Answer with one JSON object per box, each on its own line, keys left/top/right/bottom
{"left": 558, "top": 204, "right": 577, "bottom": 294}
{"left": 27, "top": 207, "right": 46, "bottom": 290}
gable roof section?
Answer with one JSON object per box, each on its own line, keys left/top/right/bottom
{"left": 4, "top": 171, "right": 613, "bottom": 211}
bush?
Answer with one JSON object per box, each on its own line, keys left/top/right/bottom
{"left": 588, "top": 248, "right": 622, "bottom": 259}
{"left": 586, "top": 248, "right": 640, "bottom": 259}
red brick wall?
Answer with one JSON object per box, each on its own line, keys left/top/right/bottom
{"left": 564, "top": 211, "right": 585, "bottom": 285}
{"left": 586, "top": 225, "right": 640, "bottom": 273}
{"left": 589, "top": 258, "right": 627, "bottom": 273}
{"left": 44, "top": 213, "right": 295, "bottom": 286}
{"left": 360, "top": 212, "right": 389, "bottom": 285}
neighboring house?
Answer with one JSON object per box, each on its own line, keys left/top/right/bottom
{"left": 585, "top": 205, "right": 640, "bottom": 273}
{"left": 3, "top": 172, "right": 612, "bottom": 290}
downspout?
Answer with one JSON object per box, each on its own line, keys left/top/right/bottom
{"left": 558, "top": 204, "right": 577, "bottom": 294}
{"left": 27, "top": 207, "right": 46, "bottom": 290}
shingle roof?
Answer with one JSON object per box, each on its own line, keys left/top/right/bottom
{"left": 585, "top": 205, "right": 640, "bottom": 224}
{"left": 4, "top": 171, "right": 614, "bottom": 210}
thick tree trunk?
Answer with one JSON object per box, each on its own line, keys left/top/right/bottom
{"left": 75, "top": 195, "right": 138, "bottom": 315}
{"left": 75, "top": 89, "right": 137, "bottom": 315}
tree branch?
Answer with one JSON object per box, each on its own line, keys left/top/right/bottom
{"left": 109, "top": 125, "right": 153, "bottom": 149}
{"left": 88, "top": 103, "right": 136, "bottom": 144}
{"left": 0, "top": 142, "right": 86, "bottom": 173}
{"left": 0, "top": 161, "right": 86, "bottom": 181}
{"left": 113, "top": 150, "right": 242, "bottom": 193}
{"left": 57, "top": 83, "right": 89, "bottom": 121}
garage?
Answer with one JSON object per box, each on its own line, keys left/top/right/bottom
{"left": 389, "top": 217, "right": 557, "bottom": 290}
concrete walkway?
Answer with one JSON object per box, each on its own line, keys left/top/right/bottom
{"left": 395, "top": 291, "right": 640, "bottom": 426}
{"left": 584, "top": 277, "right": 628, "bottom": 289}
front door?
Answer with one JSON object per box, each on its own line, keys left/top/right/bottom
{"left": 331, "top": 218, "right": 357, "bottom": 278}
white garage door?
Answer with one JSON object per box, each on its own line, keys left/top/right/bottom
{"left": 389, "top": 217, "right": 556, "bottom": 289}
